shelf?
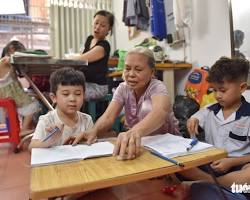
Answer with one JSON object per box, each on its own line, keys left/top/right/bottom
{"left": 107, "top": 58, "right": 192, "bottom": 77}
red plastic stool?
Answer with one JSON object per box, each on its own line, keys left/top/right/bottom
{"left": 0, "top": 98, "right": 20, "bottom": 153}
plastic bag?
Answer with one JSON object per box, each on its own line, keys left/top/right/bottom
{"left": 173, "top": 95, "right": 205, "bottom": 139}
{"left": 200, "top": 92, "right": 217, "bottom": 108}
{"left": 173, "top": 95, "right": 200, "bottom": 120}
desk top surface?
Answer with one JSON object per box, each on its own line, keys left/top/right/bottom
{"left": 11, "top": 56, "right": 88, "bottom": 75}
{"left": 11, "top": 56, "right": 88, "bottom": 66}
{"left": 30, "top": 147, "right": 226, "bottom": 199}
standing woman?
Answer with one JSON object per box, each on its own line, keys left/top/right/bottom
{"left": 70, "top": 10, "right": 114, "bottom": 100}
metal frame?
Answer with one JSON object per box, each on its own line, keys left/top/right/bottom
{"left": 228, "top": 0, "right": 235, "bottom": 58}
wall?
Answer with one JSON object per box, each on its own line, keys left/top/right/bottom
{"left": 112, "top": 0, "right": 149, "bottom": 49}
{"left": 175, "top": 0, "right": 231, "bottom": 94}
{"left": 232, "top": 0, "right": 250, "bottom": 58}
{"left": 112, "top": 0, "right": 232, "bottom": 95}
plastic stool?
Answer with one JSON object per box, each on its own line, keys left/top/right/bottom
{"left": 0, "top": 98, "right": 20, "bottom": 153}
{"left": 85, "top": 94, "right": 122, "bottom": 132}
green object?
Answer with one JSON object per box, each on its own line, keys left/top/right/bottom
{"left": 117, "top": 50, "right": 127, "bottom": 71}
{"left": 24, "top": 49, "right": 48, "bottom": 55}
{"left": 85, "top": 94, "right": 122, "bottom": 132}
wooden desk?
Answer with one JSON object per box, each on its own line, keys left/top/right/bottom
{"left": 30, "top": 147, "right": 226, "bottom": 200}
{"left": 108, "top": 59, "right": 192, "bottom": 103}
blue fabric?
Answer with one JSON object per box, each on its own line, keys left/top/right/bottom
{"left": 150, "top": 0, "right": 167, "bottom": 40}
{"left": 191, "top": 182, "right": 248, "bottom": 200}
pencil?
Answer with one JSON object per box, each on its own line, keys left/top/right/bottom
{"left": 151, "top": 150, "right": 185, "bottom": 167}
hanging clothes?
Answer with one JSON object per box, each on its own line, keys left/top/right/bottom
{"left": 173, "top": 0, "right": 192, "bottom": 29}
{"left": 122, "top": 0, "right": 150, "bottom": 31}
{"left": 151, "top": 0, "right": 167, "bottom": 41}
{"left": 164, "top": 0, "right": 176, "bottom": 35}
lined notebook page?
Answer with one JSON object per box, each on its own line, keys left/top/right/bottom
{"left": 142, "top": 134, "right": 213, "bottom": 158}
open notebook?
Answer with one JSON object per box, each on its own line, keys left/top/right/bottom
{"left": 31, "top": 141, "right": 114, "bottom": 167}
{"left": 142, "top": 134, "right": 213, "bottom": 158}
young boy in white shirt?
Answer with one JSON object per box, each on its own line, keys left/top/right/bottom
{"left": 29, "top": 67, "right": 93, "bottom": 149}
{"left": 182, "top": 57, "right": 250, "bottom": 199}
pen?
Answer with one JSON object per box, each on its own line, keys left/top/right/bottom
{"left": 186, "top": 137, "right": 198, "bottom": 151}
{"left": 151, "top": 150, "right": 185, "bottom": 167}
{"left": 42, "top": 127, "right": 60, "bottom": 142}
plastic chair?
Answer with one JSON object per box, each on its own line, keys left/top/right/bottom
{"left": 0, "top": 98, "right": 20, "bottom": 153}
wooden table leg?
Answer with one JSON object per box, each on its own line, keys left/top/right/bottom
{"left": 162, "top": 70, "right": 175, "bottom": 104}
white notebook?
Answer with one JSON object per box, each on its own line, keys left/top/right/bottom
{"left": 31, "top": 141, "right": 114, "bottom": 167}
{"left": 142, "top": 134, "right": 213, "bottom": 158}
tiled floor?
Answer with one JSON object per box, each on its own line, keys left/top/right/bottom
{"left": 79, "top": 178, "right": 190, "bottom": 200}
{"left": 0, "top": 142, "right": 190, "bottom": 200}
{"left": 0, "top": 143, "right": 31, "bottom": 200}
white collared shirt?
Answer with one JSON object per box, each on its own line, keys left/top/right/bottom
{"left": 191, "top": 99, "right": 250, "bottom": 157}
{"left": 32, "top": 109, "right": 93, "bottom": 146}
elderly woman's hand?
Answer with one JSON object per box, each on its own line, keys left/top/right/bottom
{"left": 113, "top": 130, "right": 141, "bottom": 160}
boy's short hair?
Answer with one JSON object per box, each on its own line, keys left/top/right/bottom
{"left": 207, "top": 57, "right": 250, "bottom": 83}
{"left": 126, "top": 47, "right": 155, "bottom": 69}
{"left": 50, "top": 67, "right": 86, "bottom": 94}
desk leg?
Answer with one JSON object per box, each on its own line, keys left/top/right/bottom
{"left": 206, "top": 165, "right": 228, "bottom": 200}
{"left": 22, "top": 73, "right": 54, "bottom": 111}
{"left": 162, "top": 70, "right": 175, "bottom": 103}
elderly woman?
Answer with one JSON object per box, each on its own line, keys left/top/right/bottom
{"left": 73, "top": 47, "right": 179, "bottom": 160}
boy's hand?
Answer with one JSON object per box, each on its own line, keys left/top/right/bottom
{"left": 43, "top": 124, "right": 64, "bottom": 147}
{"left": 72, "top": 131, "right": 97, "bottom": 145}
{"left": 63, "top": 136, "right": 76, "bottom": 145}
{"left": 186, "top": 118, "right": 199, "bottom": 137}
{"left": 210, "top": 158, "right": 234, "bottom": 173}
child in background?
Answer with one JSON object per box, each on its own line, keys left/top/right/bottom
{"left": 0, "top": 40, "right": 39, "bottom": 135}
{"left": 29, "top": 67, "right": 93, "bottom": 148}
{"left": 183, "top": 57, "right": 250, "bottom": 200}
